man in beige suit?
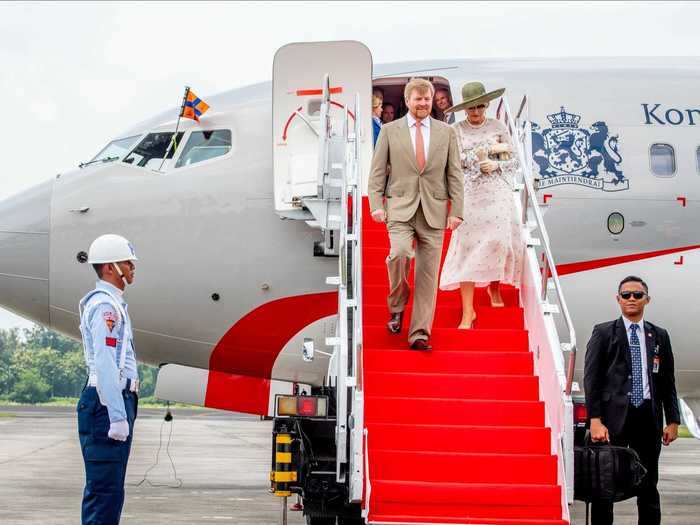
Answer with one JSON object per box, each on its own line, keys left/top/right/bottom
{"left": 368, "top": 78, "right": 464, "bottom": 350}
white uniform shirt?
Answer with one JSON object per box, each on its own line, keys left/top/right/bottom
{"left": 79, "top": 280, "right": 138, "bottom": 423}
{"left": 406, "top": 113, "right": 431, "bottom": 163}
{"left": 622, "top": 316, "right": 650, "bottom": 399}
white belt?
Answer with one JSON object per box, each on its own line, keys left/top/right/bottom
{"left": 88, "top": 375, "right": 139, "bottom": 393}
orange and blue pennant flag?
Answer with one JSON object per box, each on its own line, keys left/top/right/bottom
{"left": 181, "top": 87, "right": 210, "bottom": 122}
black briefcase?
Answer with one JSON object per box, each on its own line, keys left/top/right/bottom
{"left": 574, "top": 436, "right": 647, "bottom": 503}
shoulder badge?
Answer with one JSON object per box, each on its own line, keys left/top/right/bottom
{"left": 103, "top": 310, "right": 118, "bottom": 332}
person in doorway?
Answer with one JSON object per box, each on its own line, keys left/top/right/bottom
{"left": 77, "top": 234, "right": 140, "bottom": 525}
{"left": 373, "top": 87, "right": 384, "bottom": 103}
{"left": 433, "top": 88, "right": 455, "bottom": 124}
{"left": 372, "top": 95, "right": 383, "bottom": 147}
{"left": 368, "top": 77, "right": 463, "bottom": 350}
{"left": 439, "top": 81, "right": 523, "bottom": 328}
{"left": 584, "top": 275, "right": 680, "bottom": 525}
{"left": 381, "top": 102, "right": 395, "bottom": 123}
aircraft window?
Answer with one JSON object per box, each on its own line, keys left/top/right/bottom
{"left": 90, "top": 135, "right": 140, "bottom": 163}
{"left": 649, "top": 143, "right": 676, "bottom": 177}
{"left": 123, "top": 132, "right": 185, "bottom": 168}
{"left": 175, "top": 130, "right": 232, "bottom": 168}
{"left": 607, "top": 212, "right": 624, "bottom": 235}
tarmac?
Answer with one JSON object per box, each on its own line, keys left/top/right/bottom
{"left": 0, "top": 406, "right": 698, "bottom": 524}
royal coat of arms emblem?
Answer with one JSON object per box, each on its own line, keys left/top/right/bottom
{"left": 531, "top": 107, "right": 628, "bottom": 191}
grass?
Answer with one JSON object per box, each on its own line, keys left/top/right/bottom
{"left": 0, "top": 396, "right": 202, "bottom": 409}
{"left": 0, "top": 412, "right": 16, "bottom": 418}
{"left": 679, "top": 425, "right": 692, "bottom": 438}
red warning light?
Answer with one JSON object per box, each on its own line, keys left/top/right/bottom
{"left": 298, "top": 397, "right": 317, "bottom": 417}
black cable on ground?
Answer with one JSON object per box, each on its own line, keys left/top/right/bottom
{"left": 132, "top": 402, "right": 183, "bottom": 488}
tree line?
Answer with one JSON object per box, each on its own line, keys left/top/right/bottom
{"left": 0, "top": 326, "right": 157, "bottom": 404}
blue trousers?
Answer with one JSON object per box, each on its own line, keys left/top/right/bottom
{"left": 77, "top": 386, "right": 138, "bottom": 525}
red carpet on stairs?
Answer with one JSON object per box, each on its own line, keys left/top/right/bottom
{"left": 361, "top": 199, "right": 567, "bottom": 525}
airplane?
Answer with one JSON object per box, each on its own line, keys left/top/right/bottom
{"left": 1, "top": 41, "right": 699, "bottom": 523}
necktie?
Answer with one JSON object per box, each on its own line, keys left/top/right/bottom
{"left": 415, "top": 120, "right": 426, "bottom": 172}
{"left": 629, "top": 323, "right": 644, "bottom": 407}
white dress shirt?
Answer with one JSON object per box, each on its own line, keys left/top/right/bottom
{"left": 622, "top": 316, "right": 650, "bottom": 399}
{"left": 406, "top": 113, "right": 431, "bottom": 163}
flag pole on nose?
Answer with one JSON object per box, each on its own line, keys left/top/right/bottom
{"left": 158, "top": 86, "right": 191, "bottom": 172}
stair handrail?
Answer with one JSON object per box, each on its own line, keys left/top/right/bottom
{"left": 497, "top": 96, "right": 578, "bottom": 397}
{"left": 332, "top": 90, "right": 365, "bottom": 500}
{"left": 326, "top": 79, "right": 350, "bottom": 483}
{"left": 498, "top": 95, "right": 577, "bottom": 513}
{"left": 347, "top": 92, "right": 365, "bottom": 502}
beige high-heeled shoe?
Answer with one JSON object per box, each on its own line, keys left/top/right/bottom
{"left": 487, "top": 287, "right": 505, "bottom": 308}
{"left": 457, "top": 311, "right": 477, "bottom": 330}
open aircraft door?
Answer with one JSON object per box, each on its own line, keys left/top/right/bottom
{"left": 272, "top": 41, "right": 372, "bottom": 223}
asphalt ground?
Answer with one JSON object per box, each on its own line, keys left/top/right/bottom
{"left": 0, "top": 406, "right": 698, "bottom": 524}
{"left": 0, "top": 406, "right": 304, "bottom": 525}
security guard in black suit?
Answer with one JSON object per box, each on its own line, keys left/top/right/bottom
{"left": 584, "top": 275, "right": 681, "bottom": 525}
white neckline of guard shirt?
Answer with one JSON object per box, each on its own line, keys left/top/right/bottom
{"left": 98, "top": 279, "right": 124, "bottom": 297}
{"left": 622, "top": 315, "right": 650, "bottom": 399}
{"left": 406, "top": 113, "right": 431, "bottom": 163}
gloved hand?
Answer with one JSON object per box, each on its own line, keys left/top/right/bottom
{"left": 108, "top": 419, "right": 129, "bottom": 441}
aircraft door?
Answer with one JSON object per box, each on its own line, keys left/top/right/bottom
{"left": 272, "top": 41, "right": 372, "bottom": 216}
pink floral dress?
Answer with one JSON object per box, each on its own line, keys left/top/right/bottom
{"left": 439, "top": 118, "right": 523, "bottom": 290}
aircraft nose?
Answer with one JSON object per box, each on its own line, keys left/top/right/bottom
{"left": 0, "top": 179, "right": 53, "bottom": 325}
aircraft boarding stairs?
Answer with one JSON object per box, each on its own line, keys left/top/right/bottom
{"left": 359, "top": 97, "right": 577, "bottom": 525}
{"left": 273, "top": 70, "right": 577, "bottom": 524}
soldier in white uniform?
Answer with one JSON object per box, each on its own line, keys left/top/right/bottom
{"left": 77, "top": 234, "right": 139, "bottom": 525}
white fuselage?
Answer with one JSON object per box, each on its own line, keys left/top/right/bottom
{"left": 0, "top": 56, "right": 698, "bottom": 407}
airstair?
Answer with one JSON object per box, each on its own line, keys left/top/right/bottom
{"left": 272, "top": 41, "right": 577, "bottom": 525}
{"left": 361, "top": 96, "right": 577, "bottom": 524}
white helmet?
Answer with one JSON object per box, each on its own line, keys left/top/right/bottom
{"left": 87, "top": 234, "right": 138, "bottom": 264}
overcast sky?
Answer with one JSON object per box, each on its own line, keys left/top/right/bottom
{"left": 1, "top": 0, "right": 698, "bottom": 330}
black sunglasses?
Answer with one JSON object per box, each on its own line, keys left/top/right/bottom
{"left": 468, "top": 104, "right": 487, "bottom": 110}
{"left": 620, "top": 291, "right": 646, "bottom": 300}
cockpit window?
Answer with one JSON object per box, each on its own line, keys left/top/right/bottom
{"left": 123, "top": 132, "right": 185, "bottom": 170}
{"left": 175, "top": 130, "right": 232, "bottom": 168}
{"left": 90, "top": 135, "right": 140, "bottom": 163}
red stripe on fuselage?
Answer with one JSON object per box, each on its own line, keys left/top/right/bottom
{"left": 205, "top": 372, "right": 272, "bottom": 414}
{"left": 556, "top": 244, "right": 700, "bottom": 276}
{"left": 204, "top": 291, "right": 337, "bottom": 413}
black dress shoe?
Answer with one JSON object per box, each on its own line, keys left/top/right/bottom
{"left": 387, "top": 312, "right": 403, "bottom": 334}
{"left": 409, "top": 339, "right": 432, "bottom": 351}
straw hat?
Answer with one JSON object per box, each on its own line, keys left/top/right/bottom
{"left": 445, "top": 81, "right": 505, "bottom": 113}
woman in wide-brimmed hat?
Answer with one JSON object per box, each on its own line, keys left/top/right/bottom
{"left": 439, "top": 81, "right": 524, "bottom": 329}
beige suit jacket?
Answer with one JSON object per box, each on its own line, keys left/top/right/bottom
{"left": 368, "top": 115, "right": 464, "bottom": 229}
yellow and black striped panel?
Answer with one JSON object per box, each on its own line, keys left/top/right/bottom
{"left": 271, "top": 433, "right": 297, "bottom": 497}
